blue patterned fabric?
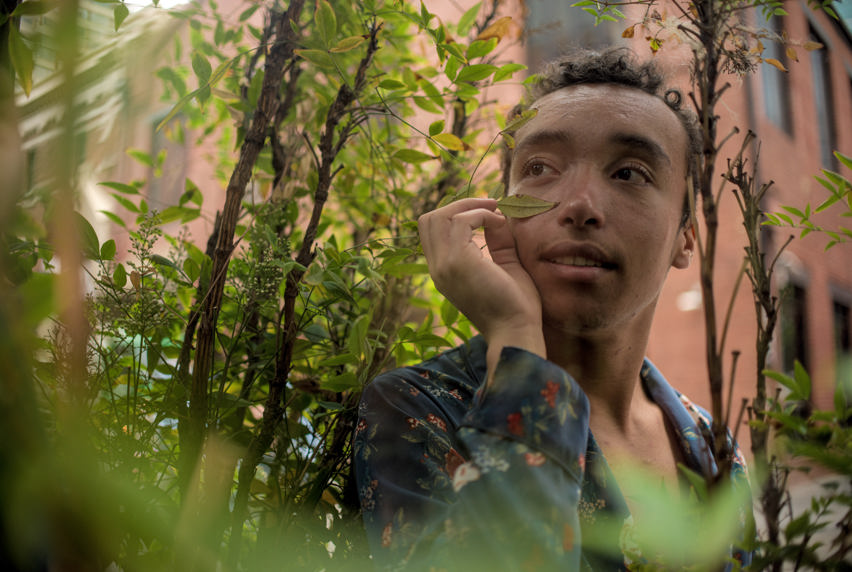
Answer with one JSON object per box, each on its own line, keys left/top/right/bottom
{"left": 353, "top": 336, "right": 752, "bottom": 570}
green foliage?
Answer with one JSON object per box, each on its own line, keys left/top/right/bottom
{"left": 764, "top": 151, "right": 852, "bottom": 250}
{"left": 0, "top": 0, "right": 513, "bottom": 569}
{"left": 751, "top": 363, "right": 852, "bottom": 569}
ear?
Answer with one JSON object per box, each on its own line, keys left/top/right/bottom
{"left": 671, "top": 223, "right": 696, "bottom": 269}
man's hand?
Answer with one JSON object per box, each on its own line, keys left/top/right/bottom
{"left": 418, "top": 198, "right": 546, "bottom": 373}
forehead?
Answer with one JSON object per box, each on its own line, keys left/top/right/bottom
{"left": 516, "top": 84, "right": 688, "bottom": 167}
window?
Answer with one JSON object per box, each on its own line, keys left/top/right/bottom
{"left": 809, "top": 25, "right": 837, "bottom": 169}
{"left": 780, "top": 283, "right": 809, "bottom": 374}
{"left": 834, "top": 299, "right": 851, "bottom": 394}
{"left": 525, "top": 0, "right": 621, "bottom": 69}
{"left": 759, "top": 12, "right": 793, "bottom": 133}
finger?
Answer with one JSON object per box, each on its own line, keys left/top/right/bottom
{"left": 420, "top": 203, "right": 500, "bottom": 258}
{"left": 483, "top": 215, "right": 521, "bottom": 266}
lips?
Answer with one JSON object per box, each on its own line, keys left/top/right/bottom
{"left": 548, "top": 255, "right": 607, "bottom": 268}
{"left": 541, "top": 244, "right": 617, "bottom": 270}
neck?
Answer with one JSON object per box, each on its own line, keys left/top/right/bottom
{"left": 543, "top": 320, "right": 651, "bottom": 428}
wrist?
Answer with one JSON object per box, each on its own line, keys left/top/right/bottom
{"left": 485, "top": 327, "right": 546, "bottom": 385}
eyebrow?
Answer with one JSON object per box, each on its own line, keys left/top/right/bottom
{"left": 609, "top": 133, "right": 672, "bottom": 168}
{"left": 513, "top": 129, "right": 574, "bottom": 155}
{"left": 513, "top": 129, "right": 673, "bottom": 168}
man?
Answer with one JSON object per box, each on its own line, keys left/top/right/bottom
{"left": 353, "top": 48, "right": 751, "bottom": 570}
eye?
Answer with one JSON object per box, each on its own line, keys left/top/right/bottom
{"left": 521, "top": 159, "right": 555, "bottom": 178}
{"left": 612, "top": 164, "right": 652, "bottom": 184}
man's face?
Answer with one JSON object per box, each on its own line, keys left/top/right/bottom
{"left": 506, "top": 83, "right": 694, "bottom": 335}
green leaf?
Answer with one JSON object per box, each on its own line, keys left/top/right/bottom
{"left": 824, "top": 169, "right": 845, "bottom": 187}
{"left": 191, "top": 51, "right": 212, "bottom": 85}
{"left": 330, "top": 35, "right": 365, "bottom": 53}
{"left": 497, "top": 194, "right": 558, "bottom": 219}
{"left": 378, "top": 79, "right": 406, "bottom": 90}
{"left": 412, "top": 95, "right": 443, "bottom": 114}
{"left": 428, "top": 120, "right": 445, "bottom": 136}
{"left": 793, "top": 360, "right": 812, "bottom": 400}
{"left": 442, "top": 41, "right": 466, "bottom": 62}
{"left": 315, "top": 0, "right": 337, "bottom": 46}
{"left": 494, "top": 63, "right": 526, "bottom": 82}
{"left": 318, "top": 353, "right": 359, "bottom": 367}
{"left": 444, "top": 54, "right": 461, "bottom": 81}
{"left": 11, "top": 1, "right": 54, "bottom": 16}
{"left": 776, "top": 212, "right": 793, "bottom": 225}
{"left": 99, "top": 210, "right": 126, "bottom": 229}
{"left": 815, "top": 193, "right": 841, "bottom": 213}
{"left": 781, "top": 205, "right": 805, "bottom": 219}
{"left": 764, "top": 368, "right": 807, "bottom": 401}
{"left": 457, "top": 2, "right": 481, "bottom": 36}
{"left": 440, "top": 298, "right": 459, "bottom": 326}
{"left": 99, "top": 181, "right": 140, "bottom": 195}
{"left": 466, "top": 38, "right": 497, "bottom": 60}
{"left": 502, "top": 108, "right": 538, "bottom": 133}
{"left": 815, "top": 174, "right": 836, "bottom": 194}
{"left": 9, "top": 25, "right": 33, "bottom": 96}
{"left": 393, "top": 149, "right": 435, "bottom": 164}
{"left": 836, "top": 151, "right": 852, "bottom": 171}
{"left": 295, "top": 48, "right": 334, "bottom": 68}
{"left": 111, "top": 193, "right": 139, "bottom": 213}
{"left": 785, "top": 513, "right": 811, "bottom": 540}
{"left": 677, "top": 463, "right": 708, "bottom": 501}
{"left": 114, "top": 2, "right": 130, "bottom": 31}
{"left": 20, "top": 272, "right": 54, "bottom": 329}
{"left": 156, "top": 57, "right": 235, "bottom": 132}
{"left": 323, "top": 372, "right": 359, "bottom": 392}
{"left": 150, "top": 254, "right": 177, "bottom": 270}
{"left": 419, "top": 78, "right": 444, "bottom": 109}
{"left": 74, "top": 212, "right": 100, "bottom": 260}
{"left": 455, "top": 63, "right": 497, "bottom": 83}
{"left": 183, "top": 258, "right": 199, "bottom": 282}
{"left": 127, "top": 148, "right": 153, "bottom": 167}
{"left": 239, "top": 4, "right": 260, "bottom": 21}
{"left": 100, "top": 239, "right": 116, "bottom": 261}
{"left": 146, "top": 344, "right": 161, "bottom": 376}
{"left": 157, "top": 206, "right": 187, "bottom": 224}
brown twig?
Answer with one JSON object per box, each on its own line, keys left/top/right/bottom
{"left": 226, "top": 18, "right": 382, "bottom": 565}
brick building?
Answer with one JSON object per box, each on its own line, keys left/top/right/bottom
{"left": 478, "top": 0, "right": 852, "bottom": 447}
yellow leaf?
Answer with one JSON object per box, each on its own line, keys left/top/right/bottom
{"left": 130, "top": 271, "right": 142, "bottom": 291}
{"left": 785, "top": 46, "right": 799, "bottom": 62}
{"left": 763, "top": 58, "right": 788, "bottom": 72}
{"left": 432, "top": 132, "right": 467, "bottom": 151}
{"left": 622, "top": 24, "right": 636, "bottom": 39}
{"left": 475, "top": 16, "right": 512, "bottom": 43}
{"left": 803, "top": 40, "right": 823, "bottom": 51}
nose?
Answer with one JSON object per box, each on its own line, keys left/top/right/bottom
{"left": 553, "top": 168, "right": 604, "bottom": 228}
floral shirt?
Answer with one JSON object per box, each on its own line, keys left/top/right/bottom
{"left": 353, "top": 336, "right": 752, "bottom": 570}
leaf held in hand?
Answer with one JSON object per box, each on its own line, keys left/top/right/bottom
{"left": 497, "top": 194, "right": 557, "bottom": 219}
